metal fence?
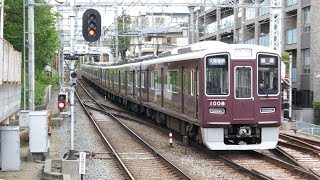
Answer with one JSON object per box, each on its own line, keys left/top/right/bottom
{"left": 0, "top": 38, "right": 22, "bottom": 85}
{"left": 282, "top": 119, "right": 320, "bottom": 138}
{"left": 295, "top": 121, "right": 320, "bottom": 137}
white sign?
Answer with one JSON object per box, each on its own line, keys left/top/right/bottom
{"left": 75, "top": 44, "right": 89, "bottom": 54}
{"left": 79, "top": 152, "right": 86, "bottom": 174}
{"left": 234, "top": 48, "right": 252, "bottom": 57}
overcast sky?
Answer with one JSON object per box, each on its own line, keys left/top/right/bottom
{"left": 50, "top": 0, "right": 199, "bottom": 28}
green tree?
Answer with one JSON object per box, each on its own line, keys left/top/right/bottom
{"left": 281, "top": 51, "right": 290, "bottom": 75}
{"left": 4, "top": 0, "right": 60, "bottom": 106}
{"left": 117, "top": 13, "right": 131, "bottom": 61}
{"left": 4, "top": 0, "right": 60, "bottom": 70}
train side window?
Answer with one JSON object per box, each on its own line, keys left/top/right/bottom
{"left": 141, "top": 72, "right": 145, "bottom": 88}
{"left": 168, "top": 69, "right": 179, "bottom": 93}
{"left": 108, "top": 71, "right": 111, "bottom": 83}
{"left": 128, "top": 71, "right": 133, "bottom": 86}
{"left": 136, "top": 71, "right": 140, "bottom": 88}
{"left": 120, "top": 72, "right": 125, "bottom": 85}
{"left": 151, "top": 71, "right": 159, "bottom": 90}
{"left": 114, "top": 72, "right": 118, "bottom": 85}
{"left": 183, "top": 68, "right": 188, "bottom": 94}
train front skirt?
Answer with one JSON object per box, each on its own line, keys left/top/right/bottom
{"left": 201, "top": 127, "right": 279, "bottom": 150}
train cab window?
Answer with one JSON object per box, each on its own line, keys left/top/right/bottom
{"left": 206, "top": 55, "right": 229, "bottom": 95}
{"left": 151, "top": 71, "right": 159, "bottom": 90}
{"left": 258, "top": 55, "right": 279, "bottom": 95}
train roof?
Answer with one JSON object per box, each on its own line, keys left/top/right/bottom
{"left": 82, "top": 41, "right": 280, "bottom": 68}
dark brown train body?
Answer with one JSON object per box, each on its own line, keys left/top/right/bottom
{"left": 81, "top": 41, "right": 281, "bottom": 150}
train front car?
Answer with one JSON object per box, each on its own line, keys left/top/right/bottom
{"left": 201, "top": 44, "right": 281, "bottom": 150}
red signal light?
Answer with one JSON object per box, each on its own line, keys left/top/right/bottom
{"left": 58, "top": 102, "right": 65, "bottom": 110}
{"left": 58, "top": 93, "right": 67, "bottom": 112}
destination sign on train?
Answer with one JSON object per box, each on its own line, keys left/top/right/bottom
{"left": 260, "top": 57, "right": 276, "bottom": 65}
{"left": 207, "top": 57, "right": 226, "bottom": 65}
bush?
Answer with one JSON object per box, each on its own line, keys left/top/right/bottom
{"left": 313, "top": 100, "right": 320, "bottom": 125}
{"left": 34, "top": 69, "right": 59, "bottom": 106}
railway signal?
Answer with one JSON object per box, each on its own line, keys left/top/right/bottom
{"left": 82, "top": 9, "right": 101, "bottom": 42}
{"left": 58, "top": 93, "right": 67, "bottom": 112}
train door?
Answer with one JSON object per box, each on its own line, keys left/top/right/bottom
{"left": 146, "top": 69, "right": 149, "bottom": 102}
{"left": 133, "top": 70, "right": 135, "bottom": 98}
{"left": 118, "top": 71, "right": 121, "bottom": 93}
{"left": 104, "top": 70, "right": 107, "bottom": 87}
{"left": 196, "top": 66, "right": 199, "bottom": 119}
{"left": 181, "top": 66, "right": 185, "bottom": 114}
{"left": 232, "top": 62, "right": 255, "bottom": 121}
{"left": 125, "top": 71, "right": 128, "bottom": 96}
{"left": 161, "top": 67, "right": 164, "bottom": 108}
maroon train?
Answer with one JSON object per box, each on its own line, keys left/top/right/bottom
{"left": 81, "top": 41, "right": 281, "bottom": 150}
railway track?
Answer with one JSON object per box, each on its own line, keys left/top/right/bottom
{"left": 76, "top": 79, "right": 191, "bottom": 180}
{"left": 214, "top": 150, "right": 317, "bottom": 179}
{"left": 78, "top": 77, "right": 320, "bottom": 179}
{"left": 272, "top": 133, "right": 320, "bottom": 177}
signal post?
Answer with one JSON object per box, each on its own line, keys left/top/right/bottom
{"left": 59, "top": 6, "right": 101, "bottom": 161}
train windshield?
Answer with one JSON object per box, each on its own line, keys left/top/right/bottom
{"left": 258, "top": 55, "right": 279, "bottom": 95}
{"left": 206, "top": 55, "right": 229, "bottom": 95}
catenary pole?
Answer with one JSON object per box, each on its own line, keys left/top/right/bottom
{"left": 0, "top": 0, "right": 4, "bottom": 38}
{"left": 28, "top": 0, "right": 35, "bottom": 111}
{"left": 23, "top": 0, "right": 26, "bottom": 110}
{"left": 66, "top": 0, "right": 77, "bottom": 160}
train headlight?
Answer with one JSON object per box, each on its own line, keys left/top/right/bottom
{"left": 209, "top": 108, "right": 226, "bottom": 114}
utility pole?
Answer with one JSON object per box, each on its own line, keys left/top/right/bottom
{"left": 23, "top": 0, "right": 26, "bottom": 110}
{"left": 57, "top": 8, "right": 64, "bottom": 91}
{"left": 188, "top": 6, "right": 195, "bottom": 44}
{"left": 28, "top": 0, "right": 35, "bottom": 111}
{"left": 114, "top": 7, "right": 118, "bottom": 61}
{"left": 0, "top": 0, "right": 4, "bottom": 38}
{"left": 138, "top": 11, "right": 142, "bottom": 57}
{"left": 288, "top": 52, "right": 292, "bottom": 121}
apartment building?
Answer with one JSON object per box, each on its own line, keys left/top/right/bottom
{"left": 196, "top": 0, "right": 315, "bottom": 109}
{"left": 128, "top": 12, "right": 189, "bottom": 57}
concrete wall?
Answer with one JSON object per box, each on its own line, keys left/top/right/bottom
{"left": 293, "top": 108, "right": 314, "bottom": 123}
{"left": 0, "top": 84, "right": 21, "bottom": 123}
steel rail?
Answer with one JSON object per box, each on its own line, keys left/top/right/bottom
{"left": 280, "top": 133, "right": 320, "bottom": 152}
{"left": 280, "top": 133, "right": 320, "bottom": 149}
{"left": 77, "top": 79, "right": 192, "bottom": 180}
{"left": 76, "top": 88, "right": 135, "bottom": 180}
